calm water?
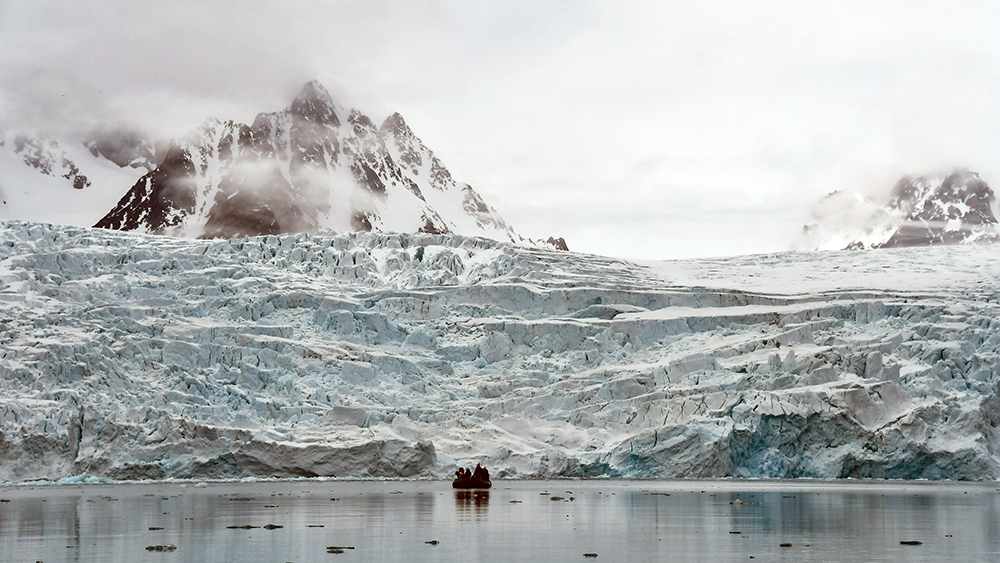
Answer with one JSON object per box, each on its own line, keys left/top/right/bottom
{"left": 1, "top": 479, "right": 999, "bottom": 562}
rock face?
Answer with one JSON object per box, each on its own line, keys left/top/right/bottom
{"left": 878, "top": 170, "right": 999, "bottom": 248}
{"left": 1, "top": 221, "right": 999, "bottom": 482}
{"left": 0, "top": 83, "right": 565, "bottom": 248}
{"left": 2, "top": 132, "right": 91, "bottom": 191}
{"left": 84, "top": 128, "right": 163, "bottom": 173}
{"left": 799, "top": 169, "right": 1000, "bottom": 251}
{"left": 0, "top": 127, "right": 153, "bottom": 228}
{"left": 546, "top": 236, "right": 569, "bottom": 251}
{"left": 94, "top": 81, "right": 531, "bottom": 245}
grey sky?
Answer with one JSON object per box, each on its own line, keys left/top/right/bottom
{"left": 2, "top": 0, "right": 999, "bottom": 259}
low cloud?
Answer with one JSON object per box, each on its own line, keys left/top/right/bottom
{"left": 0, "top": 1, "right": 584, "bottom": 140}
{"left": 3, "top": 1, "right": 1000, "bottom": 258}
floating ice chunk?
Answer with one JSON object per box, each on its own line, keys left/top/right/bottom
{"left": 57, "top": 473, "right": 108, "bottom": 485}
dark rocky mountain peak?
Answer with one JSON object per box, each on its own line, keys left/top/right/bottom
{"left": 888, "top": 169, "right": 995, "bottom": 225}
{"left": 379, "top": 112, "right": 424, "bottom": 174}
{"left": 800, "top": 168, "right": 1000, "bottom": 250}
{"left": 84, "top": 128, "right": 164, "bottom": 172}
{"left": 91, "top": 80, "right": 560, "bottom": 247}
{"left": 348, "top": 109, "right": 377, "bottom": 136}
{"left": 10, "top": 134, "right": 90, "bottom": 190}
{"left": 379, "top": 112, "right": 413, "bottom": 141}
{"left": 94, "top": 143, "right": 197, "bottom": 232}
{"left": 462, "top": 184, "right": 509, "bottom": 232}
{"left": 289, "top": 80, "right": 340, "bottom": 128}
{"left": 546, "top": 236, "right": 569, "bottom": 251}
{"left": 879, "top": 169, "right": 998, "bottom": 248}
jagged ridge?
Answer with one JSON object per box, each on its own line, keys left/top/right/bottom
{"left": 799, "top": 169, "right": 1000, "bottom": 251}
{"left": 2, "top": 133, "right": 91, "bottom": 190}
{"left": 94, "top": 81, "right": 536, "bottom": 246}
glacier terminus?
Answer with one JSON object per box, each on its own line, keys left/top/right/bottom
{"left": 1, "top": 221, "right": 999, "bottom": 482}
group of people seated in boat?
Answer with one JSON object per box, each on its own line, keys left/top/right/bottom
{"left": 455, "top": 463, "right": 490, "bottom": 482}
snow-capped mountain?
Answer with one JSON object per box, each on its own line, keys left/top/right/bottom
{"left": 84, "top": 128, "right": 163, "bottom": 173}
{"left": 0, "top": 128, "right": 148, "bottom": 228}
{"left": 0, "top": 81, "right": 559, "bottom": 248}
{"left": 2, "top": 220, "right": 999, "bottom": 482}
{"left": 94, "top": 81, "right": 531, "bottom": 245}
{"left": 1, "top": 132, "right": 91, "bottom": 190}
{"left": 799, "top": 169, "right": 1000, "bottom": 251}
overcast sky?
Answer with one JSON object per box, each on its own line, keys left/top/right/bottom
{"left": 2, "top": 0, "right": 999, "bottom": 259}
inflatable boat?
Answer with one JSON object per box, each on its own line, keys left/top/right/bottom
{"left": 452, "top": 476, "right": 492, "bottom": 489}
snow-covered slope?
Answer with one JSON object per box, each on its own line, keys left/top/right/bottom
{"left": 799, "top": 169, "right": 1000, "bottom": 251}
{"left": 94, "top": 81, "right": 532, "bottom": 246}
{"left": 0, "top": 129, "right": 147, "bottom": 228}
{"left": 1, "top": 220, "right": 999, "bottom": 482}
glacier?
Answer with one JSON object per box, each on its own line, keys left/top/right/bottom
{"left": 1, "top": 220, "right": 999, "bottom": 482}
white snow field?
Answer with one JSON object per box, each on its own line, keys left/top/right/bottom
{"left": 1, "top": 220, "right": 1000, "bottom": 482}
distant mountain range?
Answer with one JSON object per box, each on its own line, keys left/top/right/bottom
{"left": 0, "top": 81, "right": 565, "bottom": 249}
{"left": 799, "top": 169, "right": 1000, "bottom": 251}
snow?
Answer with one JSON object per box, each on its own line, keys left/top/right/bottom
{"left": 1, "top": 220, "right": 999, "bottom": 482}
{"left": 2, "top": 84, "right": 533, "bottom": 250}
{"left": 799, "top": 171, "right": 1000, "bottom": 251}
{"left": 0, "top": 132, "right": 144, "bottom": 227}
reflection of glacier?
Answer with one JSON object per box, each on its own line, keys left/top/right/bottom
{"left": 2, "top": 220, "right": 1000, "bottom": 482}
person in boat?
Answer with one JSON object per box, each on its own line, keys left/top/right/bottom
{"left": 469, "top": 463, "right": 490, "bottom": 482}
{"left": 452, "top": 464, "right": 491, "bottom": 488}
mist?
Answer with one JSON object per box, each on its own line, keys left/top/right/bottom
{"left": 2, "top": 0, "right": 999, "bottom": 259}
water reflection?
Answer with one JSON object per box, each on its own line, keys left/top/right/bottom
{"left": 454, "top": 489, "right": 489, "bottom": 520}
{"left": 2, "top": 481, "right": 999, "bottom": 563}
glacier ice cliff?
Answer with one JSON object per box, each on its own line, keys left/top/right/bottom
{"left": 1, "top": 220, "right": 1000, "bottom": 481}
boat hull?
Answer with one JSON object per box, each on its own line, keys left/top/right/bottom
{"left": 452, "top": 477, "right": 492, "bottom": 489}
